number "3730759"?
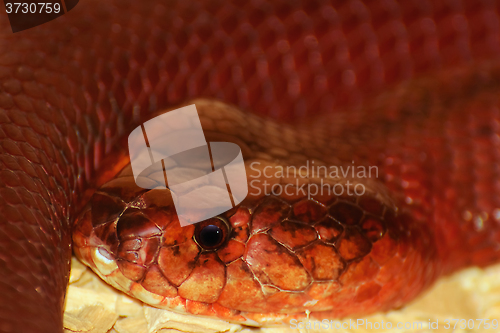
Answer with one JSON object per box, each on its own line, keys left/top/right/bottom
{"left": 5, "top": 2, "right": 61, "bottom": 14}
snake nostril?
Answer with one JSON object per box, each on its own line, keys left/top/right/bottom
{"left": 194, "top": 217, "right": 229, "bottom": 250}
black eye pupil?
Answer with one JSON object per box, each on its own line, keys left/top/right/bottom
{"left": 199, "top": 225, "right": 223, "bottom": 247}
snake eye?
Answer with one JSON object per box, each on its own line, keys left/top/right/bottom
{"left": 194, "top": 217, "right": 229, "bottom": 250}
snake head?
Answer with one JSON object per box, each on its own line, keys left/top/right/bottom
{"left": 73, "top": 154, "right": 439, "bottom": 323}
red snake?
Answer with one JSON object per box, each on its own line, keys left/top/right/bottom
{"left": 2, "top": 0, "right": 500, "bottom": 332}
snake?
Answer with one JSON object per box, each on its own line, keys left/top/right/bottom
{"left": 2, "top": 0, "right": 500, "bottom": 332}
